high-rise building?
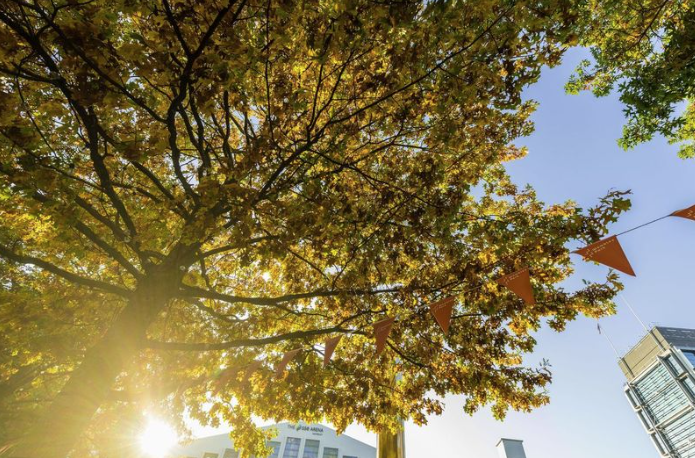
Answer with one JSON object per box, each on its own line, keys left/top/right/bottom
{"left": 496, "top": 438, "right": 527, "bottom": 458}
{"left": 619, "top": 327, "right": 695, "bottom": 458}
{"left": 172, "top": 422, "right": 376, "bottom": 458}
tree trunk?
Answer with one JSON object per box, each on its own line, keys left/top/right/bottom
{"left": 10, "top": 279, "right": 172, "bottom": 458}
{"left": 0, "top": 364, "right": 41, "bottom": 404}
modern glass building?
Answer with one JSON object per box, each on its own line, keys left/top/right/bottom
{"left": 171, "top": 422, "right": 376, "bottom": 458}
{"left": 619, "top": 327, "right": 695, "bottom": 458}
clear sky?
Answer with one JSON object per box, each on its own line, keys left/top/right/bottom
{"left": 192, "top": 47, "right": 695, "bottom": 458}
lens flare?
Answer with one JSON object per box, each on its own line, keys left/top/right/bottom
{"left": 139, "top": 418, "right": 178, "bottom": 458}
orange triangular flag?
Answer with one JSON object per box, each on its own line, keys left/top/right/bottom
{"left": 429, "top": 296, "right": 455, "bottom": 334}
{"left": 496, "top": 268, "right": 535, "bottom": 304}
{"left": 672, "top": 204, "right": 695, "bottom": 221}
{"left": 373, "top": 317, "right": 395, "bottom": 356}
{"left": 574, "top": 235, "right": 636, "bottom": 276}
{"left": 324, "top": 336, "right": 342, "bottom": 367}
{"left": 275, "top": 349, "right": 301, "bottom": 376}
{"left": 243, "top": 360, "right": 263, "bottom": 381}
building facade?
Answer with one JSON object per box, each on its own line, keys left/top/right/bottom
{"left": 172, "top": 422, "right": 375, "bottom": 458}
{"left": 619, "top": 327, "right": 695, "bottom": 458}
{"left": 496, "top": 438, "right": 527, "bottom": 458}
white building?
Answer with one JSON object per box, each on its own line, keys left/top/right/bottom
{"left": 172, "top": 422, "right": 376, "bottom": 458}
{"left": 497, "top": 438, "right": 527, "bottom": 458}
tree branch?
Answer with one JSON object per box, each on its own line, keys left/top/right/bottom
{"left": 199, "top": 235, "right": 277, "bottom": 258}
{"left": 179, "top": 283, "right": 401, "bottom": 307}
{"left": 0, "top": 244, "right": 132, "bottom": 297}
{"left": 72, "top": 221, "right": 142, "bottom": 278}
{"left": 144, "top": 325, "right": 354, "bottom": 351}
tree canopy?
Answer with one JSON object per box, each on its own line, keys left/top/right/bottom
{"left": 568, "top": 0, "right": 695, "bottom": 158}
{"left": 0, "top": 0, "right": 629, "bottom": 457}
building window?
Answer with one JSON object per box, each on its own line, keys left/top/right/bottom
{"left": 343, "top": 456, "right": 358, "bottom": 458}
{"left": 223, "top": 449, "right": 239, "bottom": 458}
{"left": 302, "top": 439, "right": 320, "bottom": 458}
{"left": 203, "top": 453, "right": 219, "bottom": 458}
{"left": 321, "top": 447, "right": 338, "bottom": 458}
{"left": 282, "top": 437, "right": 302, "bottom": 458}
{"left": 268, "top": 441, "right": 281, "bottom": 458}
{"left": 683, "top": 350, "right": 695, "bottom": 368}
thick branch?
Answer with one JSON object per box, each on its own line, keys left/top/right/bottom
{"left": 144, "top": 325, "right": 353, "bottom": 351}
{"left": 0, "top": 244, "right": 132, "bottom": 297}
{"left": 84, "top": 113, "right": 138, "bottom": 237}
{"left": 72, "top": 221, "right": 142, "bottom": 278}
{"left": 179, "top": 283, "right": 400, "bottom": 306}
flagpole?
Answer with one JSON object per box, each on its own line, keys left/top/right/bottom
{"left": 620, "top": 295, "right": 666, "bottom": 351}
{"left": 620, "top": 295, "right": 648, "bottom": 331}
{"left": 597, "top": 320, "right": 637, "bottom": 378}
{"left": 597, "top": 320, "right": 620, "bottom": 358}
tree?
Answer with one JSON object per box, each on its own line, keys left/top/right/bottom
{"left": 0, "top": 0, "right": 628, "bottom": 457}
{"left": 567, "top": 0, "right": 695, "bottom": 158}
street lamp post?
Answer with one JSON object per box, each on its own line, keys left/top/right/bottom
{"left": 376, "top": 418, "right": 405, "bottom": 458}
{"left": 377, "top": 362, "right": 405, "bottom": 458}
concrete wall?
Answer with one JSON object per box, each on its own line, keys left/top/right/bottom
{"left": 620, "top": 327, "right": 695, "bottom": 381}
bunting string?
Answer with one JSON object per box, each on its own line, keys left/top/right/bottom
{"left": 209, "top": 203, "right": 694, "bottom": 387}
{"left": 613, "top": 215, "right": 671, "bottom": 237}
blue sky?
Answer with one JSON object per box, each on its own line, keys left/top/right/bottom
{"left": 192, "top": 47, "right": 695, "bottom": 458}
{"left": 338, "top": 47, "right": 695, "bottom": 458}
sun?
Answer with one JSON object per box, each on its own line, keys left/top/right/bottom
{"left": 139, "top": 418, "right": 178, "bottom": 458}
